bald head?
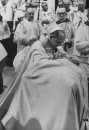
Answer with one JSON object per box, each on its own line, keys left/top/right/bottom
{"left": 25, "top": 7, "right": 34, "bottom": 21}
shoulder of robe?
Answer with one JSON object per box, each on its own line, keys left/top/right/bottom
{"left": 33, "top": 20, "right": 39, "bottom": 23}
{"left": 17, "top": 20, "right": 26, "bottom": 28}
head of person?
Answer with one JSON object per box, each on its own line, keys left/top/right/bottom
{"left": 78, "top": 0, "right": 86, "bottom": 12}
{"left": 58, "top": 0, "right": 65, "bottom": 8}
{"left": 41, "top": 2, "right": 48, "bottom": 12}
{"left": 64, "top": 0, "right": 70, "bottom": 12}
{"left": 47, "top": 24, "right": 66, "bottom": 49}
{"left": 42, "top": 18, "right": 50, "bottom": 29}
{"left": 1, "top": 0, "right": 7, "bottom": 6}
{"left": 72, "top": 0, "right": 78, "bottom": 7}
{"left": 25, "top": 7, "right": 34, "bottom": 21}
{"left": 56, "top": 7, "right": 67, "bottom": 22}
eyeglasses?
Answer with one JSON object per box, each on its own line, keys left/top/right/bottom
{"left": 57, "top": 13, "right": 66, "bottom": 16}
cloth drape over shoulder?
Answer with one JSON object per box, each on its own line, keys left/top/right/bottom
{"left": 0, "top": 40, "right": 88, "bottom": 130}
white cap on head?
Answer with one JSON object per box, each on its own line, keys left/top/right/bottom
{"left": 51, "top": 26, "right": 64, "bottom": 34}
{"left": 47, "top": 23, "right": 64, "bottom": 35}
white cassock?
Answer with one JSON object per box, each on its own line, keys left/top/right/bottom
{"left": 13, "top": 0, "right": 26, "bottom": 21}
{"left": 0, "top": 1, "right": 14, "bottom": 22}
{"left": 74, "top": 23, "right": 89, "bottom": 56}
{"left": 77, "top": 9, "right": 88, "bottom": 23}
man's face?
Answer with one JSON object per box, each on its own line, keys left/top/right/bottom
{"left": 1, "top": 0, "right": 6, "bottom": 6}
{"left": 78, "top": 1, "right": 85, "bottom": 12}
{"left": 50, "top": 30, "right": 65, "bottom": 49}
{"left": 41, "top": 3, "right": 48, "bottom": 12}
{"left": 64, "top": 2, "right": 70, "bottom": 12}
{"left": 58, "top": 1, "right": 65, "bottom": 8}
{"left": 57, "top": 12, "right": 67, "bottom": 21}
{"left": 26, "top": 8, "right": 34, "bottom": 21}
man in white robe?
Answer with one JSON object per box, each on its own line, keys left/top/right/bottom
{"left": 71, "top": 0, "right": 87, "bottom": 30}
{"left": 14, "top": 7, "right": 41, "bottom": 52}
{"left": 74, "top": 8, "right": 89, "bottom": 76}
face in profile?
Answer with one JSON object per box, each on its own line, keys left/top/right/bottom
{"left": 50, "top": 30, "right": 65, "bottom": 49}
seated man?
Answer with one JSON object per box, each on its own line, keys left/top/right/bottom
{"left": 14, "top": 7, "right": 41, "bottom": 53}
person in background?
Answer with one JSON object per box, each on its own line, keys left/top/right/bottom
{"left": 72, "top": 0, "right": 78, "bottom": 8}
{"left": 41, "top": 17, "right": 50, "bottom": 36}
{"left": 0, "top": 0, "right": 16, "bottom": 67}
{"left": 74, "top": 8, "right": 89, "bottom": 76}
{"left": 39, "top": 2, "right": 55, "bottom": 22}
{"left": 56, "top": 0, "right": 65, "bottom": 16}
{"left": 13, "top": 0, "right": 26, "bottom": 31}
{"left": 71, "top": 0, "right": 87, "bottom": 30}
{"left": 14, "top": 7, "right": 41, "bottom": 53}
{"left": 0, "top": 42, "right": 7, "bottom": 95}
{"left": 77, "top": 0, "right": 88, "bottom": 23}
{"left": 56, "top": 7, "right": 75, "bottom": 54}
{"left": 58, "top": 0, "right": 65, "bottom": 8}
{"left": 64, "top": 0, "right": 74, "bottom": 22}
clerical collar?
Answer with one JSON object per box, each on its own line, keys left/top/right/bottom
{"left": 84, "top": 20, "right": 89, "bottom": 26}
{"left": 56, "top": 18, "right": 69, "bottom": 24}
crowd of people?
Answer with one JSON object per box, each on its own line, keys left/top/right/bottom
{"left": 0, "top": 0, "right": 89, "bottom": 129}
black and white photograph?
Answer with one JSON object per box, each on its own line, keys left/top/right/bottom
{"left": 0, "top": 0, "right": 89, "bottom": 130}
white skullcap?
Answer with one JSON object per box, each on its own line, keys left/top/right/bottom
{"left": 47, "top": 23, "right": 64, "bottom": 35}
{"left": 56, "top": 7, "right": 66, "bottom": 13}
{"left": 51, "top": 25, "right": 64, "bottom": 33}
